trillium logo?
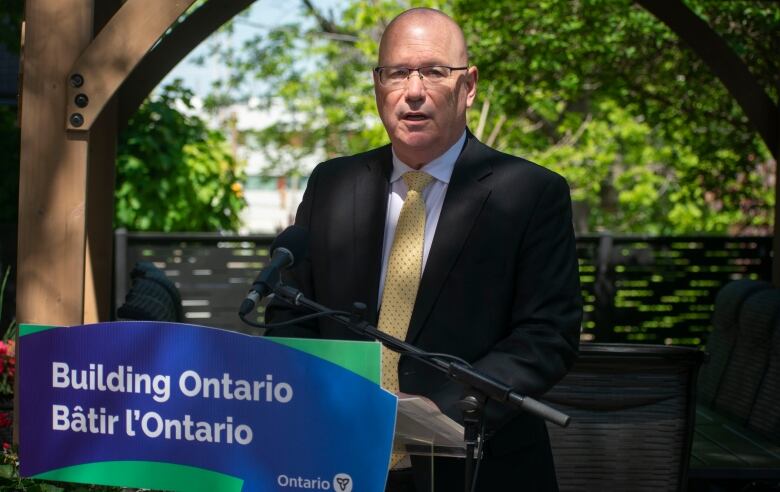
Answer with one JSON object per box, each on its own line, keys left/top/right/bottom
{"left": 332, "top": 473, "right": 353, "bottom": 492}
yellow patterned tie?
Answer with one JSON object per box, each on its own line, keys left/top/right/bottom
{"left": 378, "top": 170, "right": 433, "bottom": 468}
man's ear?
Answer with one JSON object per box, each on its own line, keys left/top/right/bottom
{"left": 373, "top": 70, "right": 382, "bottom": 102}
{"left": 465, "top": 66, "right": 479, "bottom": 108}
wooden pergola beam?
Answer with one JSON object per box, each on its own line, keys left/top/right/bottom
{"left": 64, "top": 0, "right": 196, "bottom": 132}
{"left": 17, "top": 1, "right": 94, "bottom": 326}
{"left": 81, "top": 0, "right": 122, "bottom": 324}
{"left": 637, "top": 0, "right": 780, "bottom": 284}
{"left": 118, "top": 0, "right": 256, "bottom": 129}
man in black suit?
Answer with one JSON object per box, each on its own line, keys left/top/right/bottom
{"left": 266, "top": 7, "right": 582, "bottom": 491}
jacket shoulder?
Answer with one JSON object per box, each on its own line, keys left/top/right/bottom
{"left": 471, "top": 139, "right": 568, "bottom": 188}
{"left": 310, "top": 144, "right": 391, "bottom": 178}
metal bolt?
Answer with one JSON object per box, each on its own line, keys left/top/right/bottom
{"left": 70, "top": 73, "right": 84, "bottom": 88}
{"left": 70, "top": 113, "right": 84, "bottom": 127}
{"left": 74, "top": 93, "right": 89, "bottom": 108}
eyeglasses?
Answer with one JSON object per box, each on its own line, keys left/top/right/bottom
{"left": 373, "top": 65, "right": 469, "bottom": 87}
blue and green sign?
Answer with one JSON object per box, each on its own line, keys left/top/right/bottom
{"left": 19, "top": 322, "right": 396, "bottom": 491}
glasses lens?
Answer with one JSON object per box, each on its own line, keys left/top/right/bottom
{"left": 419, "top": 66, "right": 450, "bottom": 82}
{"left": 381, "top": 67, "right": 410, "bottom": 85}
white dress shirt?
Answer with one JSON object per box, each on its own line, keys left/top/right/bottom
{"left": 378, "top": 131, "right": 467, "bottom": 305}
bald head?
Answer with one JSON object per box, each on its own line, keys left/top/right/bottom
{"left": 378, "top": 8, "right": 468, "bottom": 66}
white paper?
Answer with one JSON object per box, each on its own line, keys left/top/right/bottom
{"left": 393, "top": 395, "right": 466, "bottom": 457}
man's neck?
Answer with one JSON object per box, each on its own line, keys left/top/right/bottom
{"left": 392, "top": 130, "right": 467, "bottom": 169}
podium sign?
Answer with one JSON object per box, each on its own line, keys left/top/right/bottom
{"left": 18, "top": 322, "right": 396, "bottom": 491}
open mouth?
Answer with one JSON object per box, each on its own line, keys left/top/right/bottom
{"left": 403, "top": 113, "right": 428, "bottom": 121}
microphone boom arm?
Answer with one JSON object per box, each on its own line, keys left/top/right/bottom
{"left": 272, "top": 284, "right": 570, "bottom": 428}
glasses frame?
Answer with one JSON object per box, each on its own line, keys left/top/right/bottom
{"left": 373, "top": 65, "right": 470, "bottom": 86}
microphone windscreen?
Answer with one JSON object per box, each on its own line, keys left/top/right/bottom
{"left": 270, "top": 225, "right": 308, "bottom": 266}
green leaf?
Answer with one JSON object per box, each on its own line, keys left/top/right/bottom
{"left": 0, "top": 464, "right": 14, "bottom": 479}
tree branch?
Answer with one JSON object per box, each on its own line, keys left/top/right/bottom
{"left": 486, "top": 114, "right": 507, "bottom": 147}
{"left": 301, "top": 0, "right": 351, "bottom": 35}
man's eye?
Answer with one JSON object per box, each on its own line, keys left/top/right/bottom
{"left": 387, "top": 69, "right": 409, "bottom": 80}
{"left": 422, "top": 67, "right": 446, "bottom": 79}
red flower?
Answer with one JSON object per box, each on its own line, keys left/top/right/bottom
{"left": 0, "top": 340, "right": 16, "bottom": 396}
{"left": 0, "top": 412, "right": 12, "bottom": 428}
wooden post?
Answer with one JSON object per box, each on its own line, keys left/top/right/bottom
{"left": 83, "top": 0, "right": 121, "bottom": 323}
{"left": 83, "top": 98, "right": 117, "bottom": 322}
{"left": 17, "top": 0, "right": 94, "bottom": 325}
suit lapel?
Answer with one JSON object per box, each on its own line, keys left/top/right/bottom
{"left": 407, "top": 135, "right": 493, "bottom": 343}
{"left": 353, "top": 146, "right": 392, "bottom": 325}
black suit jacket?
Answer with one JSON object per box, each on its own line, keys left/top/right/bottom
{"left": 266, "top": 132, "right": 582, "bottom": 490}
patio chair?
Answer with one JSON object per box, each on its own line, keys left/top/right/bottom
{"left": 542, "top": 343, "right": 704, "bottom": 492}
{"left": 713, "top": 288, "right": 780, "bottom": 423}
{"left": 690, "top": 282, "right": 780, "bottom": 485}
{"left": 697, "top": 279, "right": 771, "bottom": 406}
{"left": 747, "top": 315, "right": 780, "bottom": 443}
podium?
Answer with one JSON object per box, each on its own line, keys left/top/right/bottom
{"left": 19, "top": 321, "right": 547, "bottom": 491}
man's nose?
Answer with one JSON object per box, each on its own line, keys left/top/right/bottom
{"left": 404, "top": 73, "right": 425, "bottom": 102}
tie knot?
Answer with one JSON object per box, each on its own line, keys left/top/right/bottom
{"left": 403, "top": 171, "right": 433, "bottom": 193}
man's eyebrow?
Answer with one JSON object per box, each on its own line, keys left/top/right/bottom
{"left": 381, "top": 61, "right": 451, "bottom": 67}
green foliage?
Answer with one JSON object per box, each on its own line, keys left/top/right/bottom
{"left": 528, "top": 100, "right": 774, "bottom": 234}
{"left": 116, "top": 82, "right": 246, "bottom": 231}
{"left": 153, "top": 1, "right": 780, "bottom": 234}
{"left": 454, "top": 0, "right": 776, "bottom": 234}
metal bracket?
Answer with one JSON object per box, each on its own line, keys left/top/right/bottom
{"left": 65, "top": 0, "right": 196, "bottom": 131}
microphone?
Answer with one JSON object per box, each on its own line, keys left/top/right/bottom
{"left": 238, "top": 225, "right": 308, "bottom": 317}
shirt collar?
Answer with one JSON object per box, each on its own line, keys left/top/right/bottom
{"left": 390, "top": 130, "right": 466, "bottom": 184}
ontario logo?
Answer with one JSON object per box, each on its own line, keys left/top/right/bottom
{"left": 276, "top": 472, "right": 353, "bottom": 491}
{"left": 332, "top": 473, "right": 353, "bottom": 492}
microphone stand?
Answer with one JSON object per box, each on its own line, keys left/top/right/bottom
{"left": 271, "top": 284, "right": 570, "bottom": 492}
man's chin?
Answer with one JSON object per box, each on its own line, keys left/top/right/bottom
{"left": 393, "top": 134, "right": 438, "bottom": 152}
{"left": 392, "top": 139, "right": 441, "bottom": 163}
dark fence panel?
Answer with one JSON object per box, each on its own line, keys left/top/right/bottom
{"left": 578, "top": 235, "right": 773, "bottom": 345}
{"left": 117, "top": 231, "right": 773, "bottom": 344}
{"left": 116, "top": 230, "right": 275, "bottom": 334}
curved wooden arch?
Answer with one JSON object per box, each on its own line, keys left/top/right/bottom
{"left": 117, "top": 0, "right": 256, "bottom": 130}
{"left": 65, "top": 0, "right": 197, "bottom": 132}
